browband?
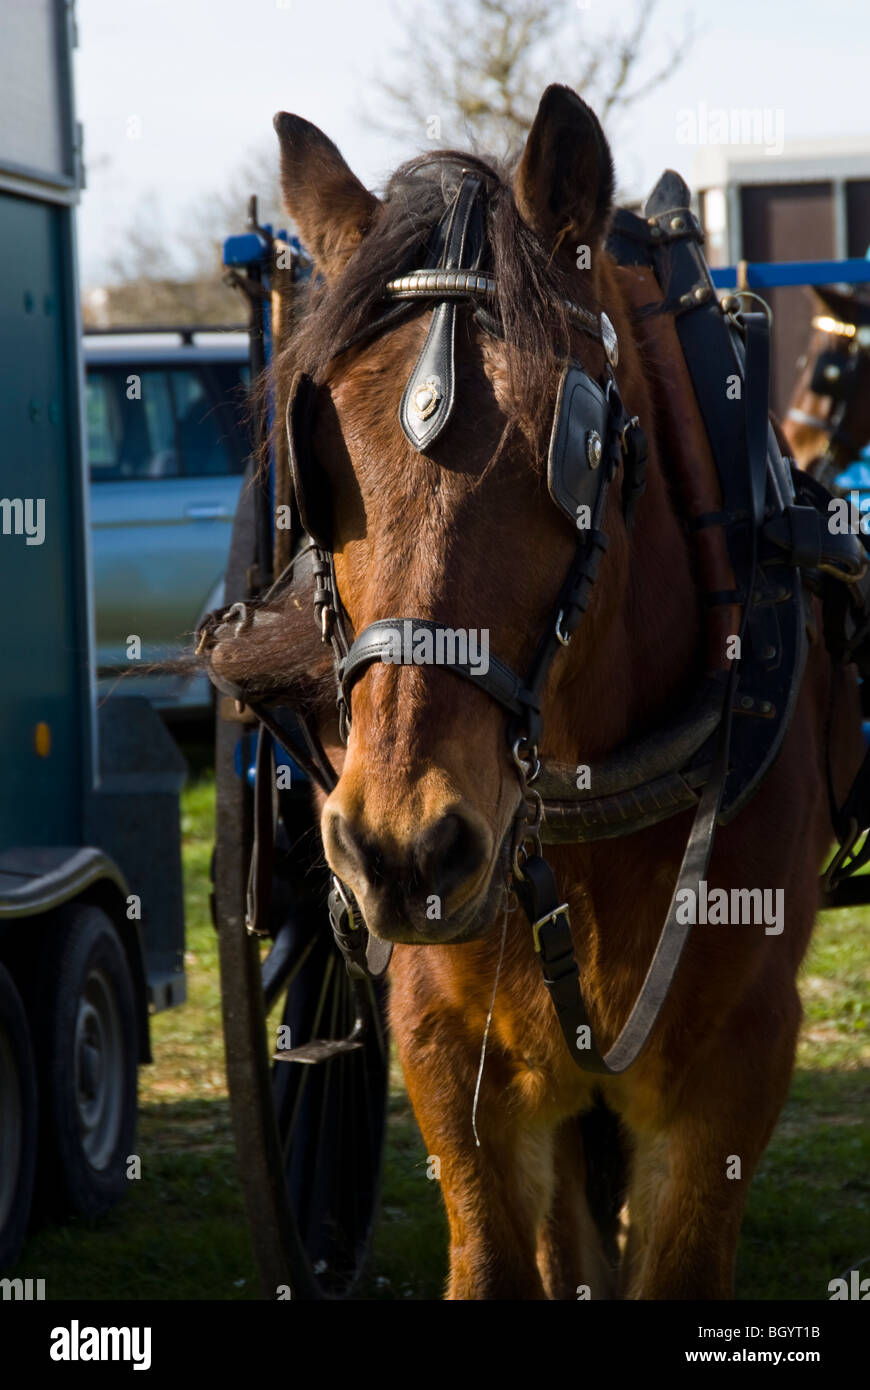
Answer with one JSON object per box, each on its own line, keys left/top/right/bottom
{"left": 386, "top": 268, "right": 617, "bottom": 359}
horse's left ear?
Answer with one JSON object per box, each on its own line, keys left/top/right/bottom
{"left": 273, "top": 112, "right": 380, "bottom": 280}
{"left": 513, "top": 85, "right": 614, "bottom": 256}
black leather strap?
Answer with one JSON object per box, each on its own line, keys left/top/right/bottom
{"left": 513, "top": 309, "right": 774, "bottom": 1073}
{"left": 515, "top": 664, "right": 734, "bottom": 1074}
{"left": 399, "top": 174, "right": 485, "bottom": 451}
{"left": 245, "top": 726, "right": 277, "bottom": 938}
{"left": 339, "top": 617, "right": 535, "bottom": 722}
{"left": 743, "top": 312, "right": 770, "bottom": 532}
{"left": 327, "top": 878, "right": 393, "bottom": 981}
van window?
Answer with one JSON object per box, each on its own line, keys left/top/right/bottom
{"left": 87, "top": 362, "right": 250, "bottom": 480}
{"left": 86, "top": 373, "right": 119, "bottom": 477}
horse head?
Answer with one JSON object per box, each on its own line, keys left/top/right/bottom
{"left": 785, "top": 284, "right": 870, "bottom": 479}
{"left": 266, "top": 86, "right": 695, "bottom": 948}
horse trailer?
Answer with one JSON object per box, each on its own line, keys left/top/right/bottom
{"left": 0, "top": 0, "right": 186, "bottom": 1270}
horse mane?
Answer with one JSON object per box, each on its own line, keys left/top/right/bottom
{"left": 272, "top": 149, "right": 602, "bottom": 431}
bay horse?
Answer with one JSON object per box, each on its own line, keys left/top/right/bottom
{"left": 213, "top": 86, "right": 864, "bottom": 1298}
{"left": 784, "top": 284, "right": 870, "bottom": 488}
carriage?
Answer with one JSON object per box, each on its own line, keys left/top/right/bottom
{"left": 208, "top": 138, "right": 870, "bottom": 1299}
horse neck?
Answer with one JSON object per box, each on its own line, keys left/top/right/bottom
{"left": 601, "top": 260, "right": 701, "bottom": 725}
{"left": 546, "top": 264, "right": 701, "bottom": 760}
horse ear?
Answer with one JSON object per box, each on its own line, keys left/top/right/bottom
{"left": 273, "top": 112, "right": 380, "bottom": 280}
{"left": 513, "top": 85, "right": 615, "bottom": 256}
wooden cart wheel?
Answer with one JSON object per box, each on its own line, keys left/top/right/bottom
{"left": 213, "top": 596, "right": 388, "bottom": 1299}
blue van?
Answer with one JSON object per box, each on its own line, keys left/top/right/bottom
{"left": 85, "top": 329, "right": 251, "bottom": 715}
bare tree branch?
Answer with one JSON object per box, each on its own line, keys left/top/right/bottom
{"left": 364, "top": 0, "right": 695, "bottom": 160}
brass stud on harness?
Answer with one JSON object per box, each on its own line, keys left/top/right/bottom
{"left": 586, "top": 430, "right": 602, "bottom": 469}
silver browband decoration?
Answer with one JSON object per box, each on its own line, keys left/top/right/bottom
{"left": 384, "top": 268, "right": 619, "bottom": 367}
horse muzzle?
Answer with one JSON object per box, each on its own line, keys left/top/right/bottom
{"left": 321, "top": 797, "right": 506, "bottom": 944}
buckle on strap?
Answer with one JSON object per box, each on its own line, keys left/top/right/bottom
{"left": 531, "top": 902, "right": 570, "bottom": 954}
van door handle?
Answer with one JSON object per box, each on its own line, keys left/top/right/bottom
{"left": 185, "top": 504, "right": 228, "bottom": 520}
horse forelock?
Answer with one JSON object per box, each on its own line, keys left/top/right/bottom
{"left": 271, "top": 146, "right": 602, "bottom": 441}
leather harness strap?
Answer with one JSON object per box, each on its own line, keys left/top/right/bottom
{"left": 339, "top": 618, "right": 532, "bottom": 721}
{"left": 512, "top": 313, "right": 770, "bottom": 1073}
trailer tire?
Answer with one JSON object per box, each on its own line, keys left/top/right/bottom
{"left": 36, "top": 904, "right": 138, "bottom": 1220}
{"left": 0, "top": 964, "right": 38, "bottom": 1270}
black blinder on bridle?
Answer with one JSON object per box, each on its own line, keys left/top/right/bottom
{"left": 547, "top": 365, "right": 611, "bottom": 525}
{"left": 286, "top": 368, "right": 332, "bottom": 549}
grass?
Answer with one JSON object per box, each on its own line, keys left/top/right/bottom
{"left": 13, "top": 743, "right": 869, "bottom": 1300}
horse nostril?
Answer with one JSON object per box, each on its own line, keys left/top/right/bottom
{"left": 324, "top": 803, "right": 491, "bottom": 918}
{"left": 326, "top": 810, "right": 385, "bottom": 886}
{"left": 413, "top": 812, "right": 487, "bottom": 900}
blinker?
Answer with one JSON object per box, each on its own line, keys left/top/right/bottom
{"left": 547, "top": 365, "right": 611, "bottom": 527}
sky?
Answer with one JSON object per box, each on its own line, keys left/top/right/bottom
{"left": 72, "top": 0, "right": 870, "bottom": 287}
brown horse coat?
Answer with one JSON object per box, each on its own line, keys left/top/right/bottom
{"left": 212, "top": 86, "right": 864, "bottom": 1298}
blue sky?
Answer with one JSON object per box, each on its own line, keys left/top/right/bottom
{"left": 73, "top": 0, "right": 870, "bottom": 285}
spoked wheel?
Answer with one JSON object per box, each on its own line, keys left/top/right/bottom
{"left": 271, "top": 927, "right": 387, "bottom": 1296}
{"left": 215, "top": 713, "right": 389, "bottom": 1300}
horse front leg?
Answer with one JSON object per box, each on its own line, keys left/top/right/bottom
{"left": 621, "top": 986, "right": 801, "bottom": 1300}
{"left": 391, "top": 972, "right": 554, "bottom": 1299}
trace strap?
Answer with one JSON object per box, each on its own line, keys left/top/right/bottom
{"left": 514, "top": 664, "right": 735, "bottom": 1074}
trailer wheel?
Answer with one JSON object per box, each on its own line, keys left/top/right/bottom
{"left": 0, "top": 964, "right": 38, "bottom": 1270}
{"left": 36, "top": 904, "right": 138, "bottom": 1219}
